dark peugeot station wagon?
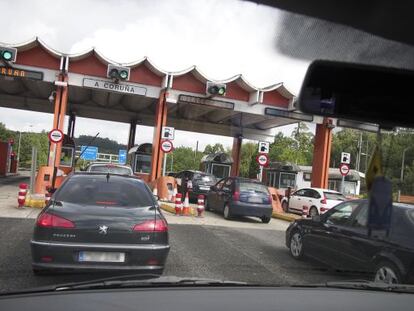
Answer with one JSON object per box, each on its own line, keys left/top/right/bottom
{"left": 206, "top": 177, "right": 273, "bottom": 223}
{"left": 31, "top": 173, "right": 170, "bottom": 274}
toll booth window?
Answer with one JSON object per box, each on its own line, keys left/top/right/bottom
{"left": 211, "top": 164, "right": 230, "bottom": 179}
{"left": 60, "top": 147, "right": 74, "bottom": 167}
{"left": 135, "top": 154, "right": 151, "bottom": 174}
{"left": 279, "top": 173, "right": 296, "bottom": 188}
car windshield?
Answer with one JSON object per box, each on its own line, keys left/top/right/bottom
{"left": 324, "top": 192, "right": 346, "bottom": 201}
{"left": 56, "top": 175, "right": 154, "bottom": 207}
{"left": 1, "top": 0, "right": 414, "bottom": 296}
{"left": 89, "top": 165, "right": 132, "bottom": 175}
{"left": 239, "top": 182, "right": 269, "bottom": 194}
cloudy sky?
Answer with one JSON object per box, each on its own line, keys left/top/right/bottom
{"left": 0, "top": 0, "right": 310, "bottom": 149}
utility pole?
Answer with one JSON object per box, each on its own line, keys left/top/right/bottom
{"left": 356, "top": 132, "right": 363, "bottom": 172}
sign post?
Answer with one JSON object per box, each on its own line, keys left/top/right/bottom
{"left": 160, "top": 140, "right": 174, "bottom": 176}
{"left": 256, "top": 153, "right": 269, "bottom": 182}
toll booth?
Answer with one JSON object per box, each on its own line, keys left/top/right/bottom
{"left": 200, "top": 152, "right": 233, "bottom": 179}
{"left": 0, "top": 140, "right": 17, "bottom": 176}
{"left": 263, "top": 161, "right": 300, "bottom": 197}
{"left": 128, "top": 143, "right": 152, "bottom": 182}
{"left": 59, "top": 135, "right": 76, "bottom": 175}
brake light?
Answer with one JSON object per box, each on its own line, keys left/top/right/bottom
{"left": 233, "top": 191, "right": 240, "bottom": 201}
{"left": 320, "top": 207, "right": 328, "bottom": 213}
{"left": 133, "top": 219, "right": 168, "bottom": 232}
{"left": 37, "top": 213, "right": 75, "bottom": 228}
{"left": 320, "top": 196, "right": 327, "bottom": 204}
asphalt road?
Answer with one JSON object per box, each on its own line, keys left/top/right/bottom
{"left": 0, "top": 216, "right": 352, "bottom": 293}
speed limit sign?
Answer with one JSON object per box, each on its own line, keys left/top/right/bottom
{"left": 256, "top": 153, "right": 269, "bottom": 167}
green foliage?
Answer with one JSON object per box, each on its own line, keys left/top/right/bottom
{"left": 166, "top": 146, "right": 204, "bottom": 173}
{"left": 239, "top": 142, "right": 257, "bottom": 177}
{"left": 75, "top": 135, "right": 127, "bottom": 154}
{"left": 203, "top": 143, "right": 226, "bottom": 154}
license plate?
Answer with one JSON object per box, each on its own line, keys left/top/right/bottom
{"left": 248, "top": 197, "right": 262, "bottom": 203}
{"left": 199, "top": 186, "right": 210, "bottom": 191}
{"left": 78, "top": 251, "right": 125, "bottom": 263}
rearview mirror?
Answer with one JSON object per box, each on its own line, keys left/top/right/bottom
{"left": 298, "top": 60, "right": 414, "bottom": 129}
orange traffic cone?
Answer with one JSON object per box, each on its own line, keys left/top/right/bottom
{"left": 182, "top": 192, "right": 190, "bottom": 216}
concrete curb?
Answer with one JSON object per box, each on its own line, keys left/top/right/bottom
{"left": 160, "top": 202, "right": 175, "bottom": 214}
{"left": 272, "top": 211, "right": 299, "bottom": 222}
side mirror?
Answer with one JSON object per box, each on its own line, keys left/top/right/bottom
{"left": 312, "top": 215, "right": 321, "bottom": 222}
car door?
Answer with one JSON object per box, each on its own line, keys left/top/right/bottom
{"left": 304, "top": 200, "right": 360, "bottom": 268}
{"left": 208, "top": 179, "right": 225, "bottom": 211}
{"left": 216, "top": 178, "right": 233, "bottom": 212}
{"left": 288, "top": 189, "right": 306, "bottom": 212}
{"left": 307, "top": 189, "right": 321, "bottom": 209}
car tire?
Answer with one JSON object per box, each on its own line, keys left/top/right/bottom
{"left": 261, "top": 216, "right": 271, "bottom": 223}
{"left": 289, "top": 230, "right": 304, "bottom": 259}
{"left": 282, "top": 201, "right": 289, "bottom": 212}
{"left": 374, "top": 261, "right": 402, "bottom": 284}
{"left": 223, "top": 204, "right": 232, "bottom": 220}
{"left": 309, "top": 206, "right": 319, "bottom": 217}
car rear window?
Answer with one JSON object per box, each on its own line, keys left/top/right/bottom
{"left": 324, "top": 192, "right": 346, "bottom": 201}
{"left": 239, "top": 182, "right": 269, "bottom": 194}
{"left": 193, "top": 173, "right": 217, "bottom": 183}
{"left": 56, "top": 175, "right": 154, "bottom": 207}
{"left": 89, "top": 165, "right": 132, "bottom": 175}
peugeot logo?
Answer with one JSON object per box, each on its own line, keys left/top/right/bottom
{"left": 98, "top": 225, "right": 108, "bottom": 235}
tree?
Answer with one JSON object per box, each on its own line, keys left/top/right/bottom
{"left": 239, "top": 142, "right": 257, "bottom": 177}
{"left": 203, "top": 143, "right": 225, "bottom": 154}
{"left": 166, "top": 146, "right": 204, "bottom": 173}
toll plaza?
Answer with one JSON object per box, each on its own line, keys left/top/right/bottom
{"left": 0, "top": 38, "right": 334, "bottom": 195}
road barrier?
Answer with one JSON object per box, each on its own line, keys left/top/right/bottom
{"left": 17, "top": 183, "right": 28, "bottom": 208}
{"left": 182, "top": 192, "right": 190, "bottom": 216}
{"left": 175, "top": 193, "right": 183, "bottom": 215}
{"left": 197, "top": 194, "right": 205, "bottom": 217}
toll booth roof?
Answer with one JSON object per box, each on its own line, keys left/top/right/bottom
{"left": 0, "top": 38, "right": 316, "bottom": 142}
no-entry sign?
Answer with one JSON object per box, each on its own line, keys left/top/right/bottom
{"left": 160, "top": 140, "right": 174, "bottom": 153}
{"left": 256, "top": 153, "right": 269, "bottom": 167}
{"left": 48, "top": 129, "right": 64, "bottom": 144}
{"left": 339, "top": 163, "right": 350, "bottom": 176}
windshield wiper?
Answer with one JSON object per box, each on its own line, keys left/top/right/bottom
{"left": 324, "top": 281, "right": 414, "bottom": 293}
{"left": 0, "top": 274, "right": 247, "bottom": 295}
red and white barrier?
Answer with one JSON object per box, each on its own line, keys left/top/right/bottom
{"left": 197, "top": 195, "right": 205, "bottom": 217}
{"left": 17, "top": 183, "right": 28, "bottom": 208}
{"left": 175, "top": 193, "right": 183, "bottom": 215}
{"left": 302, "top": 205, "right": 309, "bottom": 218}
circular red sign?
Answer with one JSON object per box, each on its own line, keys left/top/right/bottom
{"left": 339, "top": 163, "right": 350, "bottom": 176}
{"left": 160, "top": 139, "right": 173, "bottom": 153}
{"left": 256, "top": 153, "right": 269, "bottom": 167}
{"left": 48, "top": 128, "right": 64, "bottom": 144}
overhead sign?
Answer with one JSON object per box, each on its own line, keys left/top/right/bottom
{"left": 0, "top": 66, "right": 43, "bottom": 80}
{"left": 178, "top": 94, "right": 234, "bottom": 110}
{"left": 48, "top": 129, "right": 64, "bottom": 144}
{"left": 80, "top": 146, "right": 98, "bottom": 161}
{"left": 265, "top": 107, "right": 314, "bottom": 122}
{"left": 256, "top": 153, "right": 269, "bottom": 167}
{"left": 258, "top": 141, "right": 270, "bottom": 154}
{"left": 118, "top": 149, "right": 127, "bottom": 164}
{"left": 162, "top": 126, "right": 175, "bottom": 140}
{"left": 160, "top": 140, "right": 173, "bottom": 153}
{"left": 339, "top": 163, "right": 350, "bottom": 176}
{"left": 341, "top": 152, "right": 351, "bottom": 164}
{"left": 83, "top": 78, "right": 147, "bottom": 96}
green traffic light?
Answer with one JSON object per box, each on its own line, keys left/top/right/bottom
{"left": 1, "top": 50, "right": 13, "bottom": 61}
{"left": 119, "top": 70, "right": 128, "bottom": 79}
{"left": 218, "top": 87, "right": 226, "bottom": 95}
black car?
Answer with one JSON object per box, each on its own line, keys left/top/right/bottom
{"left": 31, "top": 173, "right": 170, "bottom": 274}
{"left": 175, "top": 170, "right": 217, "bottom": 201}
{"left": 286, "top": 199, "right": 414, "bottom": 284}
{"left": 206, "top": 177, "right": 273, "bottom": 223}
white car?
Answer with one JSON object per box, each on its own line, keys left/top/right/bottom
{"left": 281, "top": 188, "right": 347, "bottom": 217}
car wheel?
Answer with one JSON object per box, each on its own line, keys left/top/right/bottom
{"left": 309, "top": 206, "right": 319, "bottom": 217}
{"left": 223, "top": 204, "right": 231, "bottom": 220}
{"left": 289, "top": 231, "right": 304, "bottom": 259}
{"left": 282, "top": 201, "right": 289, "bottom": 212}
{"left": 374, "top": 261, "right": 402, "bottom": 284}
{"left": 261, "top": 216, "right": 271, "bottom": 223}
